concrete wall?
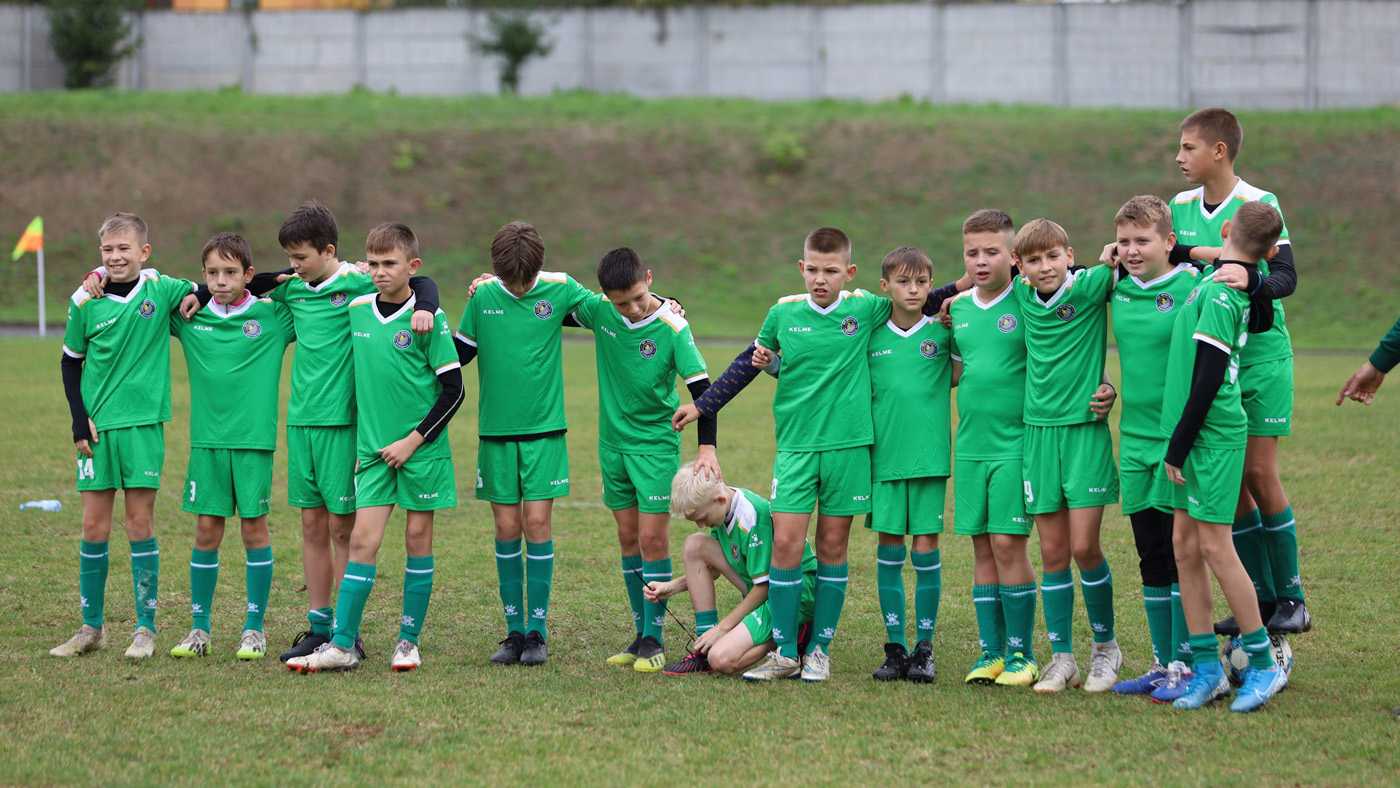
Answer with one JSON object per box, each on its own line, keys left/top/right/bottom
{"left": 2, "top": 1, "right": 1397, "bottom": 108}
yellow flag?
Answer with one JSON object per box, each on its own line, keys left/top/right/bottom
{"left": 11, "top": 216, "right": 42, "bottom": 261}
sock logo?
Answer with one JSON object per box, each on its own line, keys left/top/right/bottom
{"left": 920, "top": 618, "right": 933, "bottom": 630}
{"left": 1288, "top": 575, "right": 1301, "bottom": 588}
{"left": 1091, "top": 622, "right": 1107, "bottom": 633}
{"left": 1047, "top": 631, "right": 1061, "bottom": 642}
{"left": 191, "top": 603, "right": 204, "bottom": 614}
{"left": 885, "top": 612, "right": 900, "bottom": 626}
{"left": 820, "top": 627, "right": 835, "bottom": 639}
{"left": 652, "top": 615, "right": 664, "bottom": 627}
{"left": 81, "top": 596, "right": 89, "bottom": 608}
{"left": 401, "top": 615, "right": 416, "bottom": 627}
{"left": 247, "top": 602, "right": 260, "bottom": 613}
{"left": 1008, "top": 636, "right": 1024, "bottom": 648}
{"left": 772, "top": 628, "right": 784, "bottom": 641}
{"left": 532, "top": 607, "right": 546, "bottom": 619}
{"left": 504, "top": 604, "right": 518, "bottom": 617}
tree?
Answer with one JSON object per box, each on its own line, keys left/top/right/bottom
{"left": 473, "top": 13, "right": 552, "bottom": 96}
{"left": 47, "top": 0, "right": 141, "bottom": 89}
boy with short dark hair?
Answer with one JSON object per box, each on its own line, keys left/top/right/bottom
{"left": 168, "top": 233, "right": 295, "bottom": 661}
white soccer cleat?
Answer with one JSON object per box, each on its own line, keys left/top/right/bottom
{"left": 1033, "top": 652, "right": 1082, "bottom": 693}
{"left": 50, "top": 624, "right": 106, "bottom": 657}
{"left": 391, "top": 640, "right": 421, "bottom": 672}
{"left": 236, "top": 630, "right": 267, "bottom": 661}
{"left": 1083, "top": 640, "right": 1123, "bottom": 693}
{"left": 288, "top": 642, "right": 360, "bottom": 673}
{"left": 124, "top": 627, "right": 156, "bottom": 660}
{"left": 800, "top": 645, "right": 831, "bottom": 683}
{"left": 741, "top": 651, "right": 802, "bottom": 682}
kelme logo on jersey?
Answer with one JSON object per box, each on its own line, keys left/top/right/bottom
{"left": 840, "top": 316, "right": 859, "bottom": 336}
{"left": 997, "top": 314, "right": 1017, "bottom": 333}
{"left": 330, "top": 292, "right": 348, "bottom": 307}
{"left": 138, "top": 299, "right": 157, "bottom": 319}
{"left": 919, "top": 339, "right": 939, "bottom": 359}
{"left": 393, "top": 329, "right": 413, "bottom": 349}
{"left": 638, "top": 339, "right": 657, "bottom": 359}
{"left": 533, "top": 299, "right": 554, "bottom": 320}
{"left": 1054, "top": 303, "right": 1076, "bottom": 322}
{"left": 1155, "top": 293, "right": 1175, "bottom": 312}
{"left": 242, "top": 319, "right": 262, "bottom": 338}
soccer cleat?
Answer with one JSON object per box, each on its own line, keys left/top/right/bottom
{"left": 1171, "top": 663, "right": 1230, "bottom": 709}
{"left": 1230, "top": 665, "right": 1286, "bottom": 712}
{"left": 1033, "top": 652, "right": 1081, "bottom": 693}
{"left": 904, "top": 641, "right": 936, "bottom": 684}
{"left": 662, "top": 650, "right": 712, "bottom": 676}
{"left": 1149, "top": 661, "right": 1194, "bottom": 703}
{"left": 741, "top": 651, "right": 801, "bottom": 681}
{"left": 519, "top": 631, "right": 548, "bottom": 666}
{"left": 1267, "top": 599, "right": 1312, "bottom": 634}
{"left": 606, "top": 635, "right": 643, "bottom": 667}
{"left": 633, "top": 636, "right": 665, "bottom": 673}
{"left": 124, "top": 627, "right": 156, "bottom": 660}
{"left": 287, "top": 642, "right": 359, "bottom": 673}
{"left": 1083, "top": 640, "right": 1123, "bottom": 693}
{"left": 391, "top": 640, "right": 422, "bottom": 672}
{"left": 801, "top": 645, "right": 831, "bottom": 683}
{"left": 170, "top": 629, "right": 211, "bottom": 659}
{"left": 50, "top": 624, "right": 106, "bottom": 657}
{"left": 236, "top": 630, "right": 267, "bottom": 661}
{"left": 964, "top": 652, "right": 1005, "bottom": 685}
{"left": 490, "top": 632, "right": 526, "bottom": 665}
{"left": 995, "top": 652, "right": 1039, "bottom": 687}
{"left": 353, "top": 636, "right": 367, "bottom": 661}
{"left": 872, "top": 642, "right": 907, "bottom": 682}
{"left": 1212, "top": 615, "right": 1241, "bottom": 637}
{"left": 279, "top": 630, "right": 329, "bottom": 663}
{"left": 1112, "top": 662, "right": 1167, "bottom": 695}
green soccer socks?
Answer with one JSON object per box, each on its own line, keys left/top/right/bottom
{"left": 973, "top": 583, "right": 1004, "bottom": 655}
{"left": 399, "top": 555, "right": 434, "bottom": 644}
{"left": 911, "top": 549, "right": 941, "bottom": 644}
{"left": 1233, "top": 508, "right": 1276, "bottom": 604}
{"left": 1080, "top": 560, "right": 1116, "bottom": 644}
{"left": 811, "top": 562, "right": 849, "bottom": 653}
{"left": 877, "top": 544, "right": 908, "bottom": 647}
{"left": 1041, "top": 569, "right": 1074, "bottom": 653}
{"left": 130, "top": 537, "right": 160, "bottom": 632}
{"left": 769, "top": 564, "right": 804, "bottom": 659}
{"left": 1262, "top": 506, "right": 1304, "bottom": 603}
{"left": 1240, "top": 626, "right": 1275, "bottom": 671}
{"left": 1143, "top": 584, "right": 1173, "bottom": 666}
{"left": 244, "top": 546, "right": 273, "bottom": 632}
{"left": 1000, "top": 582, "right": 1037, "bottom": 658}
{"left": 79, "top": 540, "right": 109, "bottom": 629}
{"left": 308, "top": 606, "right": 334, "bottom": 638}
{"left": 695, "top": 609, "right": 719, "bottom": 637}
{"left": 1188, "top": 632, "right": 1219, "bottom": 672}
{"left": 620, "top": 554, "right": 645, "bottom": 636}
{"left": 641, "top": 558, "right": 673, "bottom": 646}
{"left": 1170, "top": 583, "right": 1191, "bottom": 663}
{"left": 495, "top": 538, "right": 525, "bottom": 634}
{"left": 189, "top": 548, "right": 219, "bottom": 632}
{"left": 525, "top": 540, "right": 555, "bottom": 640}
{"left": 331, "top": 562, "right": 376, "bottom": 650}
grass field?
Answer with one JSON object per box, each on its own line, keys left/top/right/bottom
{"left": 2, "top": 331, "right": 1398, "bottom": 784}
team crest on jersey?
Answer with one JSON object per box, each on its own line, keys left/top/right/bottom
{"left": 1054, "top": 303, "right": 1077, "bottom": 322}
{"left": 997, "top": 314, "right": 1018, "bottom": 333}
{"left": 393, "top": 329, "right": 413, "bottom": 349}
{"left": 840, "top": 316, "right": 859, "bottom": 336}
{"left": 138, "top": 299, "right": 157, "bottom": 319}
{"left": 329, "top": 292, "right": 348, "bottom": 307}
{"left": 638, "top": 339, "right": 657, "bottom": 359}
{"left": 919, "top": 339, "right": 939, "bottom": 359}
{"left": 1186, "top": 288, "right": 1200, "bottom": 305}
{"left": 533, "top": 299, "right": 553, "bottom": 320}
{"left": 1155, "top": 293, "right": 1175, "bottom": 313}
{"left": 242, "top": 319, "right": 262, "bottom": 338}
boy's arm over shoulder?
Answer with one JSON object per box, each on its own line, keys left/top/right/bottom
{"left": 571, "top": 291, "right": 608, "bottom": 330}
{"left": 414, "top": 310, "right": 466, "bottom": 444}
{"left": 852, "top": 288, "right": 892, "bottom": 323}
{"left": 271, "top": 300, "right": 296, "bottom": 343}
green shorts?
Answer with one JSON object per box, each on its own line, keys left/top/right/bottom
{"left": 1172, "top": 446, "right": 1245, "bottom": 525}
{"left": 953, "top": 458, "right": 1032, "bottom": 536}
{"left": 1119, "top": 436, "right": 1173, "bottom": 515}
{"left": 599, "top": 449, "right": 678, "bottom": 514}
{"left": 770, "top": 446, "right": 872, "bottom": 516}
{"left": 355, "top": 454, "right": 457, "bottom": 511}
{"left": 866, "top": 476, "right": 947, "bottom": 536}
{"left": 476, "top": 435, "right": 570, "bottom": 504}
{"left": 76, "top": 423, "right": 164, "bottom": 492}
{"left": 1240, "top": 357, "right": 1293, "bottom": 437}
{"left": 1022, "top": 422, "right": 1119, "bottom": 515}
{"left": 286, "top": 425, "right": 357, "bottom": 515}
{"left": 741, "top": 572, "right": 817, "bottom": 643}
{"left": 182, "top": 447, "right": 273, "bottom": 519}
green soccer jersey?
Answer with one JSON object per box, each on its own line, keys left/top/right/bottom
{"left": 711, "top": 488, "right": 818, "bottom": 591}
{"left": 348, "top": 294, "right": 460, "bottom": 463}
{"left": 172, "top": 295, "right": 295, "bottom": 451}
{"left": 869, "top": 316, "right": 952, "bottom": 480}
{"left": 62, "top": 269, "right": 194, "bottom": 432}
{"left": 269, "top": 262, "right": 379, "bottom": 428}
{"left": 1160, "top": 272, "right": 1250, "bottom": 450}
{"left": 755, "top": 290, "right": 892, "bottom": 452}
{"left": 1016, "top": 265, "right": 1114, "bottom": 427}
{"left": 572, "top": 294, "right": 708, "bottom": 455}
{"left": 1170, "top": 179, "right": 1292, "bottom": 366}
{"left": 1112, "top": 264, "right": 1201, "bottom": 442}
{"left": 948, "top": 283, "right": 1026, "bottom": 461}
{"left": 456, "top": 271, "right": 593, "bottom": 437}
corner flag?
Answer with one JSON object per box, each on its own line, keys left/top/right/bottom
{"left": 11, "top": 216, "right": 42, "bottom": 261}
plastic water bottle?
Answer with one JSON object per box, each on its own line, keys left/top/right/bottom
{"left": 19, "top": 500, "right": 62, "bottom": 512}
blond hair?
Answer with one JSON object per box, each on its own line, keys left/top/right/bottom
{"left": 97, "top": 212, "right": 148, "bottom": 244}
{"left": 1012, "top": 218, "right": 1070, "bottom": 259}
{"left": 669, "top": 461, "right": 726, "bottom": 517}
{"left": 1114, "top": 195, "right": 1173, "bottom": 238}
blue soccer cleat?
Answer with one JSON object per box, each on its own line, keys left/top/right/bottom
{"left": 1149, "top": 661, "right": 1193, "bottom": 704}
{"left": 1230, "top": 666, "right": 1286, "bottom": 713}
{"left": 1172, "top": 664, "right": 1230, "bottom": 710}
{"left": 1113, "top": 663, "right": 1167, "bottom": 695}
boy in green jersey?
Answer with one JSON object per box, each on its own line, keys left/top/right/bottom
{"left": 1103, "top": 198, "right": 1200, "bottom": 700}
{"left": 569, "top": 248, "right": 719, "bottom": 674}
{"left": 1011, "top": 219, "right": 1122, "bottom": 694}
{"left": 674, "top": 227, "right": 966, "bottom": 682}
{"left": 1160, "top": 201, "right": 1284, "bottom": 713}
{"left": 52, "top": 213, "right": 197, "bottom": 660}
{"left": 947, "top": 210, "right": 1039, "bottom": 689}
{"left": 1171, "top": 108, "right": 1309, "bottom": 637}
{"left": 168, "top": 234, "right": 295, "bottom": 661}
{"left": 288, "top": 224, "right": 462, "bottom": 674}
{"left": 456, "top": 221, "right": 595, "bottom": 667}
{"left": 646, "top": 463, "right": 817, "bottom": 677}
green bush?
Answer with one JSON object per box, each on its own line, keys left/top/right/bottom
{"left": 472, "top": 13, "right": 553, "bottom": 96}
{"left": 757, "top": 129, "right": 808, "bottom": 175}
{"left": 47, "top": 0, "right": 141, "bottom": 90}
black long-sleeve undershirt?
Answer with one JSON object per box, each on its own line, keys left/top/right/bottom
{"left": 1170, "top": 244, "right": 1297, "bottom": 333}
{"left": 686, "top": 378, "right": 717, "bottom": 447}
{"left": 1165, "top": 341, "right": 1230, "bottom": 468}
{"left": 371, "top": 297, "right": 462, "bottom": 442}
{"left": 60, "top": 354, "right": 90, "bottom": 442}
{"left": 198, "top": 268, "right": 442, "bottom": 315}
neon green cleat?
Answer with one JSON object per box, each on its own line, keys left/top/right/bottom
{"left": 236, "top": 629, "right": 267, "bottom": 661}
{"left": 996, "top": 652, "right": 1041, "bottom": 687}
{"left": 964, "top": 652, "right": 1005, "bottom": 685}
{"left": 633, "top": 636, "right": 665, "bottom": 673}
{"left": 170, "top": 629, "right": 210, "bottom": 659}
{"left": 607, "top": 635, "right": 642, "bottom": 667}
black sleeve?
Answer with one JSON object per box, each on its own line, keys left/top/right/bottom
{"left": 562, "top": 312, "right": 582, "bottom": 329}
{"left": 1165, "top": 341, "right": 1230, "bottom": 467}
{"left": 1169, "top": 244, "right": 1198, "bottom": 265}
{"left": 686, "top": 378, "right": 717, "bottom": 447}
{"left": 692, "top": 344, "right": 762, "bottom": 416}
{"left": 922, "top": 278, "right": 963, "bottom": 316}
{"left": 409, "top": 275, "right": 440, "bottom": 314}
{"left": 454, "top": 335, "right": 478, "bottom": 366}
{"left": 1255, "top": 244, "right": 1297, "bottom": 302}
{"left": 234, "top": 268, "right": 294, "bottom": 301}
{"left": 61, "top": 353, "right": 91, "bottom": 442}
{"left": 414, "top": 366, "right": 464, "bottom": 443}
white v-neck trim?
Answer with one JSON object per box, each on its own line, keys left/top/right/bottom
{"left": 104, "top": 272, "right": 148, "bottom": 304}
{"left": 373, "top": 294, "right": 416, "bottom": 325}
{"left": 621, "top": 299, "right": 669, "bottom": 331}
{"left": 972, "top": 281, "right": 1015, "bottom": 310}
{"left": 303, "top": 262, "right": 347, "bottom": 293}
{"left": 1032, "top": 272, "right": 1074, "bottom": 310}
{"left": 723, "top": 488, "right": 742, "bottom": 535}
{"left": 206, "top": 292, "right": 255, "bottom": 319}
{"left": 1130, "top": 263, "right": 1194, "bottom": 290}
{"left": 885, "top": 315, "right": 931, "bottom": 338}
{"left": 498, "top": 274, "right": 540, "bottom": 301}
{"left": 1200, "top": 177, "right": 1244, "bottom": 221}
{"left": 806, "top": 290, "right": 847, "bottom": 315}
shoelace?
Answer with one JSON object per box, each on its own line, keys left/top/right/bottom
{"left": 1089, "top": 650, "right": 1116, "bottom": 677}
{"left": 395, "top": 641, "right": 414, "bottom": 659}
{"left": 1044, "top": 656, "right": 1075, "bottom": 682}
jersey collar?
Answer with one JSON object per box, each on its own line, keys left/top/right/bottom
{"left": 497, "top": 274, "right": 540, "bottom": 301}
{"left": 1130, "top": 263, "right": 1194, "bottom": 290}
{"left": 724, "top": 487, "right": 756, "bottom": 535}
{"left": 1031, "top": 270, "right": 1075, "bottom": 310}
{"left": 302, "top": 262, "right": 347, "bottom": 293}
{"left": 806, "top": 290, "right": 847, "bottom": 315}
{"left": 374, "top": 293, "right": 416, "bottom": 325}
{"left": 884, "top": 315, "right": 931, "bottom": 338}
{"left": 620, "top": 298, "right": 669, "bottom": 331}
{"left": 1199, "top": 177, "right": 1244, "bottom": 221}
{"left": 972, "top": 281, "right": 1014, "bottom": 310}
{"left": 103, "top": 269, "right": 150, "bottom": 304}
{"left": 206, "top": 291, "right": 256, "bottom": 319}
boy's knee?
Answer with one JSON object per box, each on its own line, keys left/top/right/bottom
{"left": 682, "top": 531, "right": 710, "bottom": 559}
{"left": 1071, "top": 543, "right": 1103, "bottom": 567}
{"left": 708, "top": 648, "right": 739, "bottom": 674}
{"left": 638, "top": 532, "right": 668, "bottom": 558}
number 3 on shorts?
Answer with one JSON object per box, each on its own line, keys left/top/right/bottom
{"left": 188, "top": 480, "right": 197, "bottom": 503}
{"left": 1023, "top": 480, "right": 1034, "bottom": 505}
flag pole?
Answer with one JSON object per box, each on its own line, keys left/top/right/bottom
{"left": 37, "top": 246, "right": 45, "bottom": 337}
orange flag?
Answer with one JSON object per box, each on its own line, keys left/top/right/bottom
{"left": 11, "top": 216, "right": 42, "bottom": 261}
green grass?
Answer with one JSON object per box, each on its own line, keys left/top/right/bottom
{"left": 1, "top": 334, "right": 1398, "bottom": 784}
{"left": 1, "top": 91, "right": 1397, "bottom": 346}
